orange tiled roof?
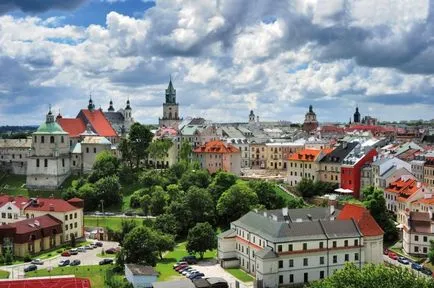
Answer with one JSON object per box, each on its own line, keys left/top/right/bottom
{"left": 288, "top": 149, "right": 322, "bottom": 162}
{"left": 193, "top": 140, "right": 239, "bottom": 154}
{"left": 415, "top": 197, "right": 434, "bottom": 205}
{"left": 79, "top": 109, "right": 118, "bottom": 137}
{"left": 57, "top": 118, "right": 86, "bottom": 137}
{"left": 385, "top": 178, "right": 421, "bottom": 196}
{"left": 337, "top": 203, "right": 384, "bottom": 237}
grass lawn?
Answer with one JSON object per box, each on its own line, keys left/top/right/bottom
{"left": 273, "top": 185, "right": 296, "bottom": 202}
{"left": 0, "top": 174, "right": 28, "bottom": 196}
{"left": 225, "top": 268, "right": 254, "bottom": 282}
{"left": 156, "top": 242, "right": 216, "bottom": 282}
{"left": 0, "top": 270, "right": 9, "bottom": 279}
{"left": 84, "top": 216, "right": 143, "bottom": 231}
{"left": 25, "top": 264, "right": 112, "bottom": 287}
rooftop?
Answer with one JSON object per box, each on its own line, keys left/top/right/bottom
{"left": 287, "top": 149, "right": 322, "bottom": 162}
{"left": 337, "top": 203, "right": 384, "bottom": 237}
{"left": 125, "top": 264, "right": 159, "bottom": 276}
{"left": 0, "top": 138, "right": 32, "bottom": 149}
{"left": 193, "top": 140, "right": 239, "bottom": 154}
{"left": 0, "top": 277, "right": 91, "bottom": 288}
{"left": 57, "top": 118, "right": 86, "bottom": 137}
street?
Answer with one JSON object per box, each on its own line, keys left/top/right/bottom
{"left": 383, "top": 255, "right": 433, "bottom": 279}
{"left": 2, "top": 240, "right": 119, "bottom": 279}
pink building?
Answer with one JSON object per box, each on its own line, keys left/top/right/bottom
{"left": 193, "top": 140, "right": 241, "bottom": 175}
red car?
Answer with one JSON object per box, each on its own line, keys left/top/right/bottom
{"left": 61, "top": 251, "right": 71, "bottom": 257}
{"left": 175, "top": 264, "right": 188, "bottom": 272}
{"left": 388, "top": 252, "right": 398, "bottom": 260}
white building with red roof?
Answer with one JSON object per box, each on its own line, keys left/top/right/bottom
{"left": 193, "top": 140, "right": 241, "bottom": 175}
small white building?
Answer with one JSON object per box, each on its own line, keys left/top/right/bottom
{"left": 125, "top": 264, "right": 159, "bottom": 288}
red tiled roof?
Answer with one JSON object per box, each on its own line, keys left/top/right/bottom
{"left": 79, "top": 109, "right": 118, "bottom": 137}
{"left": 25, "top": 198, "right": 80, "bottom": 213}
{"left": 0, "top": 195, "right": 30, "bottom": 209}
{"left": 67, "top": 197, "right": 84, "bottom": 202}
{"left": 337, "top": 203, "right": 384, "bottom": 237}
{"left": 193, "top": 140, "right": 239, "bottom": 154}
{"left": 288, "top": 149, "right": 321, "bottom": 162}
{"left": 385, "top": 178, "right": 423, "bottom": 198}
{"left": 7, "top": 214, "right": 62, "bottom": 235}
{"left": 0, "top": 277, "right": 91, "bottom": 288}
{"left": 57, "top": 118, "right": 86, "bottom": 137}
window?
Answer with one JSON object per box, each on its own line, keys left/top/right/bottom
{"left": 70, "top": 223, "right": 73, "bottom": 229}
{"left": 65, "top": 225, "right": 68, "bottom": 231}
{"left": 278, "top": 260, "right": 283, "bottom": 269}
{"left": 289, "top": 259, "right": 294, "bottom": 267}
{"left": 61, "top": 136, "right": 64, "bottom": 143}
{"left": 424, "top": 236, "right": 428, "bottom": 242}
{"left": 303, "top": 258, "right": 308, "bottom": 266}
{"left": 423, "top": 247, "right": 428, "bottom": 253}
{"left": 333, "top": 255, "right": 337, "bottom": 263}
{"left": 344, "top": 240, "right": 348, "bottom": 247}
{"left": 1, "top": 213, "right": 5, "bottom": 218}
{"left": 41, "top": 136, "right": 44, "bottom": 143}
{"left": 278, "top": 245, "right": 282, "bottom": 252}
{"left": 345, "top": 254, "right": 349, "bottom": 261}
{"left": 62, "top": 159, "right": 65, "bottom": 167}
{"left": 64, "top": 215, "right": 68, "bottom": 221}
{"left": 415, "top": 235, "right": 419, "bottom": 241}
{"left": 34, "top": 136, "right": 37, "bottom": 143}
{"left": 44, "top": 159, "right": 48, "bottom": 167}
{"left": 74, "top": 213, "right": 77, "bottom": 218}
{"left": 304, "top": 272, "right": 308, "bottom": 283}
{"left": 320, "top": 271, "right": 325, "bottom": 279}
{"left": 50, "top": 136, "right": 55, "bottom": 143}
{"left": 86, "top": 147, "right": 89, "bottom": 153}
{"left": 74, "top": 222, "right": 77, "bottom": 228}
{"left": 36, "top": 159, "right": 40, "bottom": 167}
{"left": 333, "top": 241, "right": 337, "bottom": 248}
{"left": 69, "top": 214, "right": 72, "bottom": 220}
{"left": 320, "top": 256, "right": 325, "bottom": 264}
{"left": 288, "top": 244, "right": 293, "bottom": 251}
{"left": 319, "top": 242, "right": 324, "bottom": 249}
{"left": 94, "top": 147, "right": 97, "bottom": 153}
{"left": 7, "top": 213, "right": 11, "bottom": 219}
{"left": 303, "top": 243, "right": 307, "bottom": 250}
{"left": 290, "top": 274, "right": 294, "bottom": 283}
{"left": 354, "top": 239, "right": 359, "bottom": 246}
{"left": 279, "top": 275, "right": 283, "bottom": 284}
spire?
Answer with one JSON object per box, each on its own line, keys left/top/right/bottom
{"left": 88, "top": 93, "right": 95, "bottom": 111}
{"left": 46, "top": 104, "right": 54, "bottom": 123}
{"left": 165, "top": 77, "right": 176, "bottom": 104}
{"left": 309, "top": 105, "right": 313, "bottom": 113}
{"left": 125, "top": 98, "right": 131, "bottom": 110}
{"left": 108, "top": 100, "right": 115, "bottom": 112}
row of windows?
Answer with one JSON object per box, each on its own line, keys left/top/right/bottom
{"left": 414, "top": 235, "right": 429, "bottom": 242}
{"left": 290, "top": 162, "right": 312, "bottom": 169}
{"left": 277, "top": 253, "right": 359, "bottom": 269}
{"left": 277, "top": 240, "right": 359, "bottom": 252}
{"left": 65, "top": 222, "right": 79, "bottom": 230}
{"left": 36, "top": 159, "right": 65, "bottom": 168}
{"left": 324, "top": 174, "right": 339, "bottom": 181}
{"left": 34, "top": 136, "right": 65, "bottom": 144}
{"left": 414, "top": 246, "right": 428, "bottom": 254}
{"left": 85, "top": 147, "right": 97, "bottom": 153}
{"left": 279, "top": 271, "right": 323, "bottom": 284}
{"left": 385, "top": 193, "right": 396, "bottom": 200}
{"left": 64, "top": 213, "right": 78, "bottom": 221}
{"left": 0, "top": 213, "right": 18, "bottom": 219}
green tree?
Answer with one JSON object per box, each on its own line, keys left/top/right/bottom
{"left": 428, "top": 240, "right": 434, "bottom": 264}
{"left": 310, "top": 263, "right": 434, "bottom": 288}
{"left": 186, "top": 222, "right": 216, "bottom": 259}
{"left": 166, "top": 184, "right": 184, "bottom": 203}
{"left": 184, "top": 186, "right": 215, "bottom": 225}
{"left": 287, "top": 197, "right": 306, "bottom": 209}
{"left": 139, "top": 170, "right": 169, "bottom": 189}
{"left": 179, "top": 140, "right": 192, "bottom": 162}
{"left": 167, "top": 161, "right": 189, "bottom": 180}
{"left": 208, "top": 171, "right": 238, "bottom": 203}
{"left": 118, "top": 138, "right": 134, "bottom": 169}
{"left": 122, "top": 226, "right": 159, "bottom": 266}
{"left": 166, "top": 201, "right": 192, "bottom": 237}
{"left": 115, "top": 220, "right": 138, "bottom": 246}
{"left": 362, "top": 186, "right": 398, "bottom": 241}
{"left": 155, "top": 232, "right": 175, "bottom": 260}
{"left": 216, "top": 182, "right": 258, "bottom": 225}
{"left": 149, "top": 186, "right": 169, "bottom": 216}
{"left": 249, "top": 181, "right": 286, "bottom": 209}
{"left": 147, "top": 138, "right": 173, "bottom": 168}
{"left": 94, "top": 176, "right": 122, "bottom": 208}
{"left": 180, "top": 169, "right": 211, "bottom": 190}
{"left": 129, "top": 123, "right": 154, "bottom": 169}
{"left": 4, "top": 248, "right": 13, "bottom": 265}
{"left": 296, "top": 178, "right": 315, "bottom": 197}
{"left": 88, "top": 150, "right": 120, "bottom": 183}
{"left": 77, "top": 183, "right": 97, "bottom": 211}
{"left": 155, "top": 213, "right": 178, "bottom": 236}
{"left": 70, "top": 233, "right": 76, "bottom": 248}
{"left": 140, "top": 194, "right": 152, "bottom": 216}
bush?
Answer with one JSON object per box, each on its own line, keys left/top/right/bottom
{"left": 23, "top": 255, "right": 31, "bottom": 262}
{"left": 47, "top": 253, "right": 52, "bottom": 257}
{"left": 57, "top": 249, "right": 63, "bottom": 254}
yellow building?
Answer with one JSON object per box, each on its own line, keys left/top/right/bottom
{"left": 423, "top": 158, "right": 434, "bottom": 188}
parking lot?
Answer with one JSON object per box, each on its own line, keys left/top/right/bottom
{"left": 4, "top": 240, "right": 119, "bottom": 279}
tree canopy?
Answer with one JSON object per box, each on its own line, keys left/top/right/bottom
{"left": 186, "top": 222, "right": 217, "bottom": 259}
{"left": 147, "top": 138, "right": 173, "bottom": 167}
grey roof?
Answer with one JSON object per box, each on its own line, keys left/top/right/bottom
{"left": 266, "top": 207, "right": 338, "bottom": 222}
{"left": 0, "top": 138, "right": 32, "bottom": 149}
{"left": 321, "top": 219, "right": 361, "bottom": 238}
{"left": 152, "top": 279, "right": 195, "bottom": 288}
{"left": 320, "top": 142, "right": 359, "bottom": 164}
{"left": 105, "top": 111, "right": 125, "bottom": 122}
{"left": 221, "top": 126, "right": 245, "bottom": 138}
{"left": 255, "top": 247, "right": 277, "bottom": 259}
{"left": 218, "top": 229, "right": 236, "bottom": 239}
{"left": 125, "top": 264, "right": 158, "bottom": 276}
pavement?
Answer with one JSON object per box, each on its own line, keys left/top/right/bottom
{"left": 3, "top": 240, "right": 119, "bottom": 279}
{"left": 383, "top": 254, "right": 433, "bottom": 279}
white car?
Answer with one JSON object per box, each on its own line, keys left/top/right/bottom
{"left": 31, "top": 259, "right": 44, "bottom": 265}
{"left": 181, "top": 268, "right": 193, "bottom": 276}
{"left": 77, "top": 247, "right": 86, "bottom": 252}
{"left": 185, "top": 270, "right": 199, "bottom": 277}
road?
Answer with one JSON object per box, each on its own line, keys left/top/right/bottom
{"left": 3, "top": 240, "right": 119, "bottom": 279}
{"left": 383, "top": 254, "right": 432, "bottom": 279}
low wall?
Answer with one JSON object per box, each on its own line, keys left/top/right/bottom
{"left": 221, "top": 258, "right": 240, "bottom": 269}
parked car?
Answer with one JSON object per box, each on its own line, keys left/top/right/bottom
{"left": 397, "top": 257, "right": 410, "bottom": 265}
{"left": 61, "top": 251, "right": 71, "bottom": 257}
{"left": 383, "top": 248, "right": 389, "bottom": 255}
{"left": 388, "top": 252, "right": 398, "bottom": 260}
{"left": 104, "top": 212, "right": 115, "bottom": 216}
{"left": 181, "top": 255, "right": 198, "bottom": 264}
{"left": 185, "top": 270, "right": 199, "bottom": 278}
{"left": 95, "top": 242, "right": 103, "bottom": 247}
{"left": 24, "top": 265, "right": 37, "bottom": 272}
{"left": 69, "top": 248, "right": 78, "bottom": 255}
{"left": 99, "top": 259, "right": 114, "bottom": 265}
{"left": 59, "top": 259, "right": 71, "bottom": 267}
{"left": 84, "top": 245, "right": 94, "bottom": 250}
{"left": 182, "top": 268, "right": 196, "bottom": 275}
{"left": 173, "top": 261, "right": 188, "bottom": 269}
{"left": 178, "top": 266, "right": 192, "bottom": 273}
{"left": 189, "top": 272, "right": 205, "bottom": 280}
{"left": 70, "top": 259, "right": 81, "bottom": 266}
{"left": 31, "top": 259, "right": 44, "bottom": 265}
{"left": 421, "top": 267, "right": 432, "bottom": 276}
{"left": 411, "top": 263, "right": 422, "bottom": 271}
{"left": 175, "top": 264, "right": 189, "bottom": 272}
{"left": 77, "top": 247, "right": 86, "bottom": 253}
{"left": 105, "top": 248, "right": 116, "bottom": 254}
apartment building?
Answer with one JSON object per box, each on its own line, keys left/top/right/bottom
{"left": 218, "top": 205, "right": 383, "bottom": 287}
{"left": 424, "top": 157, "right": 434, "bottom": 188}
{"left": 287, "top": 149, "right": 332, "bottom": 186}
{"left": 411, "top": 159, "right": 425, "bottom": 182}
{"left": 319, "top": 142, "right": 359, "bottom": 184}
{"left": 266, "top": 142, "right": 305, "bottom": 170}
{"left": 250, "top": 143, "right": 267, "bottom": 169}
{"left": 371, "top": 156, "right": 411, "bottom": 189}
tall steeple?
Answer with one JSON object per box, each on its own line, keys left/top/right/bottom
{"left": 125, "top": 98, "right": 131, "bottom": 110}
{"left": 46, "top": 104, "right": 54, "bottom": 123}
{"left": 88, "top": 94, "right": 95, "bottom": 111}
{"left": 108, "top": 100, "right": 115, "bottom": 112}
{"left": 354, "top": 105, "right": 361, "bottom": 123}
{"left": 165, "top": 76, "right": 176, "bottom": 104}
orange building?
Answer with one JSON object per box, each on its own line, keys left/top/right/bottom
{"left": 193, "top": 140, "right": 241, "bottom": 175}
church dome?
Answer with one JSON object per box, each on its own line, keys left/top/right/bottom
{"left": 35, "top": 122, "right": 66, "bottom": 134}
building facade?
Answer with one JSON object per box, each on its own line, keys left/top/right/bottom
{"left": 319, "top": 142, "right": 358, "bottom": 185}
{"left": 193, "top": 140, "right": 241, "bottom": 175}
{"left": 0, "top": 139, "right": 31, "bottom": 175}
{"left": 302, "top": 105, "right": 319, "bottom": 133}
{"left": 159, "top": 79, "right": 181, "bottom": 128}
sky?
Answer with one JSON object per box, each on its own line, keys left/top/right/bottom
{"left": 0, "top": 0, "right": 434, "bottom": 125}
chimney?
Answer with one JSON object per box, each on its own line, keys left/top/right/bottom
{"left": 330, "top": 205, "right": 335, "bottom": 220}
{"left": 49, "top": 204, "right": 54, "bottom": 211}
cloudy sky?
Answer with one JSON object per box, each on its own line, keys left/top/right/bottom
{"left": 0, "top": 0, "right": 433, "bottom": 125}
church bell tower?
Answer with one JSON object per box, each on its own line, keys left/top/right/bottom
{"left": 159, "top": 77, "right": 181, "bottom": 128}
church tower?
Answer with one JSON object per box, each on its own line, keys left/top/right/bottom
{"left": 353, "top": 106, "right": 361, "bottom": 123}
{"left": 159, "top": 78, "right": 181, "bottom": 128}
{"left": 249, "top": 110, "right": 255, "bottom": 124}
{"left": 26, "top": 106, "right": 71, "bottom": 191}
{"left": 108, "top": 100, "right": 115, "bottom": 112}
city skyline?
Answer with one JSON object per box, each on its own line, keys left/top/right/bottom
{"left": 1, "top": 0, "right": 434, "bottom": 125}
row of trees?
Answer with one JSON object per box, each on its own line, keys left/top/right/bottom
{"left": 296, "top": 178, "right": 339, "bottom": 198}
